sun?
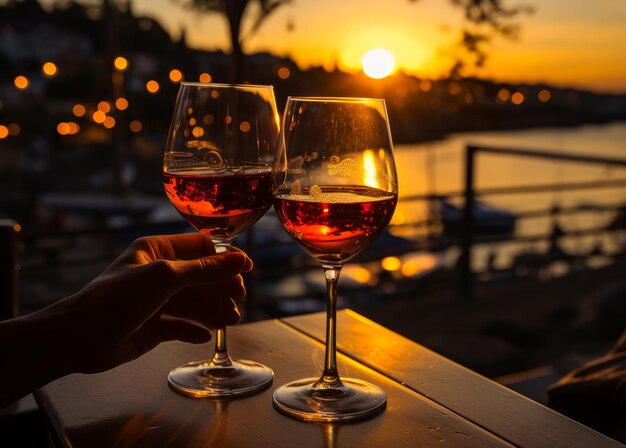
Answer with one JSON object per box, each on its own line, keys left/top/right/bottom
{"left": 362, "top": 48, "right": 396, "bottom": 79}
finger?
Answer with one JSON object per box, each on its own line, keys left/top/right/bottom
{"left": 214, "top": 297, "right": 241, "bottom": 328}
{"left": 160, "top": 316, "right": 212, "bottom": 344}
{"left": 132, "top": 233, "right": 217, "bottom": 261}
{"left": 150, "top": 252, "right": 252, "bottom": 296}
{"left": 169, "top": 277, "right": 247, "bottom": 304}
{"left": 225, "top": 246, "right": 254, "bottom": 272}
{"left": 121, "top": 253, "right": 249, "bottom": 326}
{"left": 127, "top": 315, "right": 212, "bottom": 360}
{"left": 163, "top": 290, "right": 242, "bottom": 328}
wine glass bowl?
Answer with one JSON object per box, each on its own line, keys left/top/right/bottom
{"left": 163, "top": 83, "right": 278, "bottom": 397}
{"left": 271, "top": 97, "right": 398, "bottom": 421}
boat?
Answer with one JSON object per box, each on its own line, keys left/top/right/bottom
{"left": 432, "top": 197, "right": 517, "bottom": 236}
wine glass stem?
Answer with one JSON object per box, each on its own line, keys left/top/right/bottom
{"left": 319, "top": 264, "right": 343, "bottom": 387}
{"left": 210, "top": 242, "right": 233, "bottom": 368}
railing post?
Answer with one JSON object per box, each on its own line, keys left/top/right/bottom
{"left": 0, "top": 220, "right": 20, "bottom": 320}
{"left": 460, "top": 146, "right": 475, "bottom": 301}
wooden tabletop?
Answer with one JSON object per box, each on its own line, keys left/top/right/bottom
{"left": 36, "top": 309, "right": 621, "bottom": 448}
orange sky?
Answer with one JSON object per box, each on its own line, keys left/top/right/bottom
{"left": 131, "top": 0, "right": 626, "bottom": 93}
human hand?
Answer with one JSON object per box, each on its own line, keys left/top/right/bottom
{"left": 47, "top": 233, "right": 253, "bottom": 374}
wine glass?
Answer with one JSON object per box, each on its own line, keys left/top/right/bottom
{"left": 271, "top": 97, "right": 398, "bottom": 421}
{"left": 163, "top": 82, "right": 279, "bottom": 397}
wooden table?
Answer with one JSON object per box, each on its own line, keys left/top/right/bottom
{"left": 36, "top": 309, "right": 621, "bottom": 447}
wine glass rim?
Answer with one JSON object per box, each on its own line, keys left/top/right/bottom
{"left": 287, "top": 96, "right": 384, "bottom": 103}
{"left": 181, "top": 81, "right": 274, "bottom": 90}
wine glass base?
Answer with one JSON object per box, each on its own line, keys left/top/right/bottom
{"left": 272, "top": 377, "right": 386, "bottom": 422}
{"left": 168, "top": 359, "right": 274, "bottom": 398}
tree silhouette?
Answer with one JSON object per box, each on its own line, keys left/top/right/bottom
{"left": 176, "top": 0, "right": 531, "bottom": 81}
{"left": 410, "top": 0, "right": 534, "bottom": 74}
{"left": 174, "top": 0, "right": 291, "bottom": 82}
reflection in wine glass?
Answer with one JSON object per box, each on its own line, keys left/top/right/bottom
{"left": 271, "top": 97, "right": 398, "bottom": 421}
{"left": 163, "top": 83, "right": 278, "bottom": 397}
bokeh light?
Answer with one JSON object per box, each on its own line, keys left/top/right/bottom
{"left": 146, "top": 80, "right": 160, "bottom": 93}
{"left": 129, "top": 120, "right": 142, "bottom": 132}
{"left": 103, "top": 116, "right": 116, "bottom": 129}
{"left": 381, "top": 256, "right": 402, "bottom": 271}
{"left": 419, "top": 79, "right": 432, "bottom": 91}
{"left": 511, "top": 92, "right": 525, "bottom": 105}
{"left": 42, "top": 62, "right": 58, "bottom": 77}
{"left": 199, "top": 73, "right": 212, "bottom": 83}
{"left": 448, "top": 82, "right": 461, "bottom": 95}
{"left": 115, "top": 98, "right": 128, "bottom": 110}
{"left": 57, "top": 122, "right": 71, "bottom": 135}
{"left": 67, "top": 122, "right": 80, "bottom": 134}
{"left": 497, "top": 88, "right": 511, "bottom": 102}
{"left": 97, "top": 101, "right": 111, "bottom": 113}
{"left": 278, "top": 67, "right": 290, "bottom": 79}
{"left": 114, "top": 56, "right": 129, "bottom": 71}
{"left": 14, "top": 76, "right": 29, "bottom": 90}
{"left": 538, "top": 89, "right": 551, "bottom": 102}
{"left": 8, "top": 123, "right": 20, "bottom": 136}
{"left": 72, "top": 104, "right": 86, "bottom": 117}
{"left": 93, "top": 111, "right": 106, "bottom": 123}
{"left": 169, "top": 69, "right": 183, "bottom": 83}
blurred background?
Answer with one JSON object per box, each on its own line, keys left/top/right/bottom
{"left": 1, "top": 0, "right": 626, "bottom": 428}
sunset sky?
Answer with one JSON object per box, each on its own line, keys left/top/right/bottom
{"left": 122, "top": 0, "right": 625, "bottom": 93}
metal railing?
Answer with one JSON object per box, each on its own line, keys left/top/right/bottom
{"left": 2, "top": 145, "right": 626, "bottom": 314}
{"left": 460, "top": 145, "right": 626, "bottom": 301}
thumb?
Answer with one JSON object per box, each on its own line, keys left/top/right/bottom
{"left": 157, "top": 252, "right": 251, "bottom": 295}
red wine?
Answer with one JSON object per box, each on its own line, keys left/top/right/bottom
{"left": 273, "top": 186, "right": 397, "bottom": 264}
{"left": 163, "top": 169, "right": 272, "bottom": 240}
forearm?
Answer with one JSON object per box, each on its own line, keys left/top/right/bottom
{"left": 0, "top": 307, "right": 76, "bottom": 408}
